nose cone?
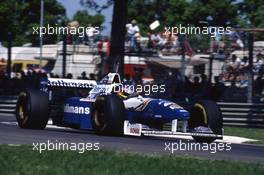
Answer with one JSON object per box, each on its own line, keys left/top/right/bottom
{"left": 175, "top": 108, "right": 190, "bottom": 120}
{"left": 160, "top": 102, "right": 190, "bottom": 121}
{"left": 163, "top": 102, "right": 190, "bottom": 120}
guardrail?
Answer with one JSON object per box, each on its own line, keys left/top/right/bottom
{"left": 0, "top": 96, "right": 17, "bottom": 114}
{"left": 217, "top": 102, "right": 264, "bottom": 128}
{"left": 0, "top": 96, "right": 263, "bottom": 128}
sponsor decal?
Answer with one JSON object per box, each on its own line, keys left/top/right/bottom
{"left": 99, "top": 75, "right": 110, "bottom": 84}
{"left": 130, "top": 127, "right": 140, "bottom": 134}
{"left": 124, "top": 121, "right": 142, "bottom": 136}
{"left": 64, "top": 104, "right": 90, "bottom": 115}
{"left": 91, "top": 85, "right": 108, "bottom": 94}
{"left": 158, "top": 101, "right": 183, "bottom": 110}
{"left": 135, "top": 99, "right": 152, "bottom": 111}
{"left": 89, "top": 84, "right": 114, "bottom": 97}
{"left": 154, "top": 115, "right": 162, "bottom": 118}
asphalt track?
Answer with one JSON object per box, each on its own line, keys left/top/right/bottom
{"left": 0, "top": 114, "right": 263, "bottom": 163}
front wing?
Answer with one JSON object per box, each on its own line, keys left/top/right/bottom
{"left": 123, "top": 120, "right": 223, "bottom": 140}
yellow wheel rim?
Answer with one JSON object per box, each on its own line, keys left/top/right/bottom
{"left": 19, "top": 105, "right": 24, "bottom": 119}
{"left": 194, "top": 103, "right": 208, "bottom": 124}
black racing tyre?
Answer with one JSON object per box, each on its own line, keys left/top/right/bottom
{"left": 91, "top": 94, "right": 125, "bottom": 135}
{"left": 16, "top": 89, "right": 49, "bottom": 129}
{"left": 188, "top": 100, "right": 223, "bottom": 143}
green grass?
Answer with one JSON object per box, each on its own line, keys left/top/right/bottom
{"left": 0, "top": 145, "right": 263, "bottom": 175}
{"left": 224, "top": 127, "right": 264, "bottom": 144}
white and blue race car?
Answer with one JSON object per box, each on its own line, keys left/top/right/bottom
{"left": 16, "top": 73, "right": 223, "bottom": 143}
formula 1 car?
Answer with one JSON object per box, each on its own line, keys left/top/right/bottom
{"left": 16, "top": 73, "right": 223, "bottom": 143}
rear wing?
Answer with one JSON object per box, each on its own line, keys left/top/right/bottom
{"left": 40, "top": 78, "right": 97, "bottom": 91}
{"left": 47, "top": 78, "right": 97, "bottom": 88}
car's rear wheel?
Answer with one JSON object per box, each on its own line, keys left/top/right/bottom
{"left": 16, "top": 89, "right": 49, "bottom": 129}
{"left": 91, "top": 94, "right": 125, "bottom": 135}
{"left": 188, "top": 100, "right": 223, "bottom": 143}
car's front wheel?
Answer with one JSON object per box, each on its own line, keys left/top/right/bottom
{"left": 188, "top": 100, "right": 223, "bottom": 143}
{"left": 91, "top": 94, "right": 125, "bottom": 135}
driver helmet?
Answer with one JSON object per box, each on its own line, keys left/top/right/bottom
{"left": 116, "top": 85, "right": 134, "bottom": 99}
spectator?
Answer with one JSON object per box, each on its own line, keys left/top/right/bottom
{"left": 255, "top": 53, "right": 264, "bottom": 74}
{"left": 164, "top": 32, "right": 178, "bottom": 51}
{"left": 49, "top": 72, "right": 55, "bottom": 78}
{"left": 126, "top": 20, "right": 140, "bottom": 52}
{"left": 200, "top": 74, "right": 207, "bottom": 86}
{"left": 85, "top": 24, "right": 97, "bottom": 47}
{"left": 98, "top": 37, "right": 111, "bottom": 77}
{"left": 146, "top": 32, "right": 154, "bottom": 49}
{"left": 212, "top": 76, "right": 226, "bottom": 101}
{"left": 89, "top": 73, "right": 96, "bottom": 80}
{"left": 79, "top": 72, "right": 88, "bottom": 80}
{"left": 184, "top": 76, "right": 193, "bottom": 94}
{"left": 150, "top": 33, "right": 162, "bottom": 50}
{"left": 66, "top": 73, "right": 73, "bottom": 79}
{"left": 254, "top": 75, "right": 264, "bottom": 96}
{"left": 192, "top": 76, "right": 201, "bottom": 94}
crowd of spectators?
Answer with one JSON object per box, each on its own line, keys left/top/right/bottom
{"left": 214, "top": 53, "right": 264, "bottom": 102}
{"left": 0, "top": 67, "right": 263, "bottom": 102}
{"left": 121, "top": 68, "right": 263, "bottom": 103}
{"left": 146, "top": 32, "right": 183, "bottom": 54}
{"left": 125, "top": 20, "right": 184, "bottom": 54}
{"left": 0, "top": 70, "right": 47, "bottom": 95}
{"left": 222, "top": 54, "right": 264, "bottom": 85}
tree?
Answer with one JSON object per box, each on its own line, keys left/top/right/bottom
{"left": 73, "top": 10, "right": 105, "bottom": 27}
{"left": 238, "top": 0, "right": 264, "bottom": 28}
{"left": 184, "top": 0, "right": 239, "bottom": 26}
{"left": 0, "top": 0, "right": 23, "bottom": 45}
{"left": 126, "top": 0, "right": 240, "bottom": 52}
{"left": 80, "top": 0, "right": 113, "bottom": 14}
{"left": 0, "top": 0, "right": 66, "bottom": 46}
{"left": 238, "top": 0, "right": 264, "bottom": 39}
{"left": 126, "top": 0, "right": 239, "bottom": 32}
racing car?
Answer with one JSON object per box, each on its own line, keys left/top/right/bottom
{"left": 15, "top": 73, "right": 223, "bottom": 143}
